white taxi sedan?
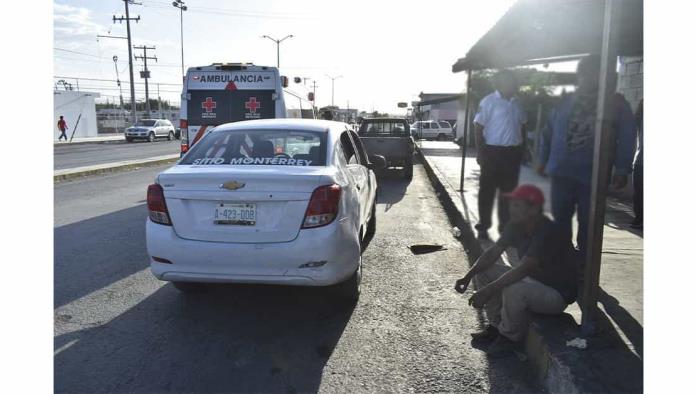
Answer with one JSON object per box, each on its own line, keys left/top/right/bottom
{"left": 146, "top": 119, "right": 385, "bottom": 301}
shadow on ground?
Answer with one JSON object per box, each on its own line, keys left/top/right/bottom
{"left": 55, "top": 284, "right": 355, "bottom": 393}
{"left": 54, "top": 205, "right": 150, "bottom": 308}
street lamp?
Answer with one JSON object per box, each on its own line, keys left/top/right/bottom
{"left": 172, "top": 0, "right": 187, "bottom": 80}
{"left": 113, "top": 55, "right": 125, "bottom": 132}
{"left": 326, "top": 74, "right": 343, "bottom": 107}
{"left": 261, "top": 34, "right": 294, "bottom": 68}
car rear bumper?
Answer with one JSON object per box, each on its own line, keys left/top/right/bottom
{"left": 146, "top": 217, "right": 360, "bottom": 287}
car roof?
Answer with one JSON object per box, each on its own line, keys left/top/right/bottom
{"left": 213, "top": 118, "right": 345, "bottom": 133}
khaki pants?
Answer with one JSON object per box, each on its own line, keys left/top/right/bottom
{"left": 476, "top": 262, "right": 567, "bottom": 341}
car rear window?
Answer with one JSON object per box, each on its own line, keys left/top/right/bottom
{"left": 358, "top": 121, "right": 409, "bottom": 136}
{"left": 180, "top": 129, "right": 327, "bottom": 167}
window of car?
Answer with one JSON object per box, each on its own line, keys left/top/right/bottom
{"left": 422, "top": 122, "right": 431, "bottom": 129}
{"left": 180, "top": 129, "right": 327, "bottom": 166}
{"left": 339, "top": 131, "right": 360, "bottom": 165}
{"left": 349, "top": 129, "right": 369, "bottom": 164}
{"left": 358, "top": 121, "right": 409, "bottom": 137}
{"left": 438, "top": 121, "right": 451, "bottom": 128}
{"left": 136, "top": 120, "right": 157, "bottom": 127}
{"left": 430, "top": 122, "right": 440, "bottom": 129}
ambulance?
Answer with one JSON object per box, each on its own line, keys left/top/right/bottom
{"left": 179, "top": 63, "right": 315, "bottom": 155}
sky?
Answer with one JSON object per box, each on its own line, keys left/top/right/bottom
{"left": 54, "top": 0, "right": 535, "bottom": 114}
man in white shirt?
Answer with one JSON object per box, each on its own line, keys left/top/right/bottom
{"left": 473, "top": 70, "right": 528, "bottom": 240}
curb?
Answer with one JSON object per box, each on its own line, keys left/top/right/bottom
{"left": 54, "top": 136, "right": 125, "bottom": 146}
{"left": 54, "top": 154, "right": 179, "bottom": 182}
{"left": 415, "top": 145, "right": 578, "bottom": 393}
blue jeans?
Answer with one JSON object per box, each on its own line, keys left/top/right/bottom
{"left": 551, "top": 176, "right": 591, "bottom": 259}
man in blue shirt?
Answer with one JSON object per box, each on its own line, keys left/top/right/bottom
{"left": 538, "top": 55, "right": 636, "bottom": 257}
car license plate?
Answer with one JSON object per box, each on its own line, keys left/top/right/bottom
{"left": 214, "top": 203, "right": 256, "bottom": 225}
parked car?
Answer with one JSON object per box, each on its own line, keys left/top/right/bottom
{"left": 410, "top": 120, "right": 454, "bottom": 140}
{"left": 146, "top": 118, "right": 386, "bottom": 301}
{"left": 357, "top": 118, "right": 415, "bottom": 179}
{"left": 125, "top": 119, "right": 176, "bottom": 142}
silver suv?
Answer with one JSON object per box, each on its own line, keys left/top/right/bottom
{"left": 125, "top": 119, "right": 176, "bottom": 143}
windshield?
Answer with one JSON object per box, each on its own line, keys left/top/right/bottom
{"left": 358, "top": 121, "right": 409, "bottom": 136}
{"left": 135, "top": 120, "right": 157, "bottom": 127}
{"left": 180, "top": 129, "right": 327, "bottom": 166}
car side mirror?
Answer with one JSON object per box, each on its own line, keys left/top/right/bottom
{"left": 368, "top": 154, "right": 387, "bottom": 170}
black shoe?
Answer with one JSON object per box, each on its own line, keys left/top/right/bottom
{"left": 486, "top": 335, "right": 522, "bottom": 358}
{"left": 477, "top": 230, "right": 490, "bottom": 240}
{"left": 471, "top": 325, "right": 499, "bottom": 342}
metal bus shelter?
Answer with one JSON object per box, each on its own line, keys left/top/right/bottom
{"left": 451, "top": 0, "right": 642, "bottom": 333}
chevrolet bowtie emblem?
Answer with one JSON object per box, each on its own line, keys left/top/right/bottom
{"left": 220, "top": 181, "right": 246, "bottom": 190}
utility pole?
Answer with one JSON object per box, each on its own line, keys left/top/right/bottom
{"left": 172, "top": 0, "right": 188, "bottom": 80}
{"left": 326, "top": 74, "right": 342, "bottom": 107}
{"left": 112, "top": 55, "right": 125, "bottom": 132}
{"left": 261, "top": 34, "right": 294, "bottom": 68}
{"left": 113, "top": 0, "right": 141, "bottom": 125}
{"left": 157, "top": 83, "right": 163, "bottom": 119}
{"left": 134, "top": 45, "right": 157, "bottom": 118}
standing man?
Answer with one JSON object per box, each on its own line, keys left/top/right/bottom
{"left": 57, "top": 115, "right": 68, "bottom": 141}
{"left": 537, "top": 55, "right": 636, "bottom": 258}
{"left": 454, "top": 185, "right": 578, "bottom": 357}
{"left": 631, "top": 99, "right": 643, "bottom": 229}
{"left": 473, "top": 70, "right": 528, "bottom": 240}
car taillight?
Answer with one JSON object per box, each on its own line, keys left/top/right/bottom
{"left": 147, "top": 184, "right": 172, "bottom": 226}
{"left": 302, "top": 184, "right": 341, "bottom": 229}
{"left": 180, "top": 143, "right": 189, "bottom": 154}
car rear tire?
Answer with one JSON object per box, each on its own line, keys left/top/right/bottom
{"left": 168, "top": 131, "right": 174, "bottom": 141}
{"left": 437, "top": 133, "right": 447, "bottom": 141}
{"left": 404, "top": 157, "right": 413, "bottom": 180}
{"left": 147, "top": 132, "right": 155, "bottom": 142}
{"left": 172, "top": 281, "right": 207, "bottom": 293}
{"left": 364, "top": 202, "right": 376, "bottom": 245}
{"left": 334, "top": 258, "right": 361, "bottom": 303}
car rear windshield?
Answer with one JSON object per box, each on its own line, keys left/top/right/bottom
{"left": 179, "top": 129, "right": 327, "bottom": 167}
{"left": 358, "top": 121, "right": 409, "bottom": 137}
{"left": 136, "top": 120, "right": 157, "bottom": 127}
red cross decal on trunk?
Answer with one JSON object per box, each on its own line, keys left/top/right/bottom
{"left": 245, "top": 97, "right": 261, "bottom": 113}
{"left": 202, "top": 97, "right": 217, "bottom": 113}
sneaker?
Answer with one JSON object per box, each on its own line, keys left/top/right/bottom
{"left": 486, "top": 335, "right": 522, "bottom": 358}
{"left": 471, "top": 325, "right": 499, "bottom": 342}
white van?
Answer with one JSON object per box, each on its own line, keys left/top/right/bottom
{"left": 180, "top": 63, "right": 305, "bottom": 155}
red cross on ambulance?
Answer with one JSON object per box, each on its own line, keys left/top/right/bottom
{"left": 245, "top": 97, "right": 261, "bottom": 113}
{"left": 202, "top": 97, "right": 217, "bottom": 113}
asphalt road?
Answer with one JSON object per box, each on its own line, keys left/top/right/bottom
{"left": 54, "top": 162, "right": 538, "bottom": 393}
{"left": 54, "top": 139, "right": 180, "bottom": 170}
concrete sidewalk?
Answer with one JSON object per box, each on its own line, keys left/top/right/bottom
{"left": 54, "top": 133, "right": 124, "bottom": 145}
{"left": 417, "top": 141, "right": 643, "bottom": 393}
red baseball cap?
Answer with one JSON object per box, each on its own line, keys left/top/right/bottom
{"left": 501, "top": 184, "right": 545, "bottom": 205}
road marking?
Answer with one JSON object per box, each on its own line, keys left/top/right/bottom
{"left": 54, "top": 339, "right": 79, "bottom": 356}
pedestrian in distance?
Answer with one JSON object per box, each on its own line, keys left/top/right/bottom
{"left": 537, "top": 55, "right": 636, "bottom": 259}
{"left": 631, "top": 99, "right": 643, "bottom": 229}
{"left": 322, "top": 110, "right": 334, "bottom": 120}
{"left": 454, "top": 184, "right": 578, "bottom": 358}
{"left": 473, "top": 70, "right": 528, "bottom": 240}
{"left": 57, "top": 115, "right": 68, "bottom": 141}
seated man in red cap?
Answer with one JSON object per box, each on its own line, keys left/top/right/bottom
{"left": 454, "top": 184, "right": 578, "bottom": 357}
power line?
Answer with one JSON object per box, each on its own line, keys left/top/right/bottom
{"left": 53, "top": 76, "right": 181, "bottom": 86}
{"left": 54, "top": 48, "right": 103, "bottom": 58}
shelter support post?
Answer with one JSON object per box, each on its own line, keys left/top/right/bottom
{"left": 459, "top": 69, "right": 473, "bottom": 191}
{"left": 581, "top": 0, "right": 620, "bottom": 334}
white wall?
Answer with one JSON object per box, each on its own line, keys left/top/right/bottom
{"left": 53, "top": 91, "right": 100, "bottom": 140}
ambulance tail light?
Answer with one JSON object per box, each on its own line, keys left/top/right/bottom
{"left": 180, "top": 119, "right": 189, "bottom": 155}
{"left": 301, "top": 184, "right": 341, "bottom": 229}
{"left": 147, "top": 184, "right": 172, "bottom": 226}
